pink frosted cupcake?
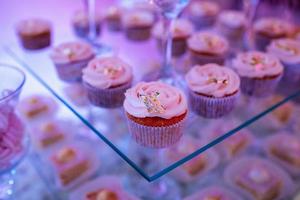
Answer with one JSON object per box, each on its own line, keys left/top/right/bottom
{"left": 224, "top": 156, "right": 295, "bottom": 200}
{"left": 104, "top": 5, "right": 124, "bottom": 31}
{"left": 267, "top": 38, "right": 300, "bottom": 89}
{"left": 264, "top": 133, "right": 300, "bottom": 177}
{"left": 232, "top": 51, "right": 283, "bottom": 97}
{"left": 152, "top": 18, "right": 194, "bottom": 57}
{"left": 184, "top": 185, "right": 243, "bottom": 200}
{"left": 82, "top": 56, "right": 133, "bottom": 108}
{"left": 253, "top": 17, "right": 295, "bottom": 51}
{"left": 185, "top": 64, "right": 240, "bottom": 118}
{"left": 50, "top": 41, "right": 94, "bottom": 82}
{"left": 122, "top": 10, "right": 155, "bottom": 41}
{"left": 123, "top": 81, "right": 188, "bottom": 148}
{"left": 69, "top": 176, "right": 138, "bottom": 200}
{"left": 187, "top": 31, "right": 229, "bottom": 65}
{"left": 185, "top": 1, "right": 220, "bottom": 30}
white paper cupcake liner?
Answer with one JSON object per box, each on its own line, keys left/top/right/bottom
{"left": 189, "top": 91, "right": 239, "bottom": 118}
{"left": 83, "top": 81, "right": 131, "bottom": 108}
{"left": 240, "top": 75, "right": 282, "bottom": 97}
{"left": 126, "top": 115, "right": 186, "bottom": 148}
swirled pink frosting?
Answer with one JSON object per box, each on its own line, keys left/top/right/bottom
{"left": 186, "top": 64, "right": 240, "bottom": 97}
{"left": 188, "top": 1, "right": 219, "bottom": 17}
{"left": 0, "top": 112, "right": 24, "bottom": 169}
{"left": 124, "top": 82, "right": 187, "bottom": 119}
{"left": 50, "top": 41, "right": 94, "bottom": 64}
{"left": 122, "top": 10, "right": 154, "bottom": 27}
{"left": 267, "top": 38, "right": 300, "bottom": 64}
{"left": 254, "top": 17, "right": 295, "bottom": 37}
{"left": 152, "top": 19, "right": 194, "bottom": 39}
{"left": 232, "top": 51, "right": 284, "bottom": 78}
{"left": 188, "top": 31, "right": 229, "bottom": 55}
{"left": 82, "top": 56, "right": 133, "bottom": 89}
{"left": 16, "top": 18, "right": 51, "bottom": 35}
{"left": 218, "top": 10, "right": 246, "bottom": 28}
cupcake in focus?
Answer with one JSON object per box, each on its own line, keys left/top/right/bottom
{"left": 16, "top": 18, "right": 51, "bottom": 50}
{"left": 232, "top": 51, "right": 283, "bottom": 97}
{"left": 224, "top": 156, "right": 295, "bottom": 200}
{"left": 123, "top": 81, "right": 188, "bottom": 148}
{"left": 122, "top": 10, "right": 155, "bottom": 41}
{"left": 185, "top": 64, "right": 240, "bottom": 118}
{"left": 187, "top": 31, "right": 229, "bottom": 65}
{"left": 264, "top": 132, "right": 300, "bottom": 177}
{"left": 152, "top": 18, "right": 194, "bottom": 57}
{"left": 185, "top": 1, "right": 220, "bottom": 30}
{"left": 71, "top": 10, "right": 102, "bottom": 38}
{"left": 83, "top": 56, "right": 133, "bottom": 108}
{"left": 69, "top": 176, "right": 138, "bottom": 200}
{"left": 163, "top": 136, "right": 219, "bottom": 182}
{"left": 50, "top": 41, "right": 94, "bottom": 82}
{"left": 253, "top": 17, "right": 295, "bottom": 51}
{"left": 184, "top": 185, "right": 243, "bottom": 200}
{"left": 104, "top": 5, "right": 124, "bottom": 31}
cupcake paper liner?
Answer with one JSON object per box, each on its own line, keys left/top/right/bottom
{"left": 106, "top": 19, "right": 122, "bottom": 31}
{"left": 73, "top": 23, "right": 101, "bottom": 38}
{"left": 19, "top": 32, "right": 51, "bottom": 50}
{"left": 126, "top": 115, "right": 186, "bottom": 148}
{"left": 54, "top": 56, "right": 93, "bottom": 83}
{"left": 84, "top": 81, "right": 131, "bottom": 108}
{"left": 240, "top": 75, "right": 282, "bottom": 97}
{"left": 188, "top": 15, "right": 216, "bottom": 30}
{"left": 189, "top": 90, "right": 239, "bottom": 118}
{"left": 281, "top": 62, "right": 300, "bottom": 86}
{"left": 189, "top": 50, "right": 227, "bottom": 66}
{"left": 156, "top": 38, "right": 187, "bottom": 57}
{"left": 255, "top": 33, "right": 272, "bottom": 51}
{"left": 125, "top": 26, "right": 152, "bottom": 41}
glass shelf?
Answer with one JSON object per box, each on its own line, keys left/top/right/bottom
{"left": 4, "top": 28, "right": 300, "bottom": 182}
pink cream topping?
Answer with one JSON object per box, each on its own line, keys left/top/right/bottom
{"left": 124, "top": 81, "right": 187, "bottom": 119}
{"left": 218, "top": 10, "right": 246, "bottom": 28}
{"left": 254, "top": 17, "right": 295, "bottom": 36}
{"left": 189, "top": 1, "right": 219, "bottom": 17}
{"left": 122, "top": 10, "right": 154, "bottom": 27}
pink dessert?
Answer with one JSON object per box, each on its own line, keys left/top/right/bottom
{"left": 50, "top": 41, "right": 94, "bottom": 82}
{"left": 105, "top": 5, "right": 124, "bottom": 31}
{"left": 82, "top": 56, "right": 133, "bottom": 108}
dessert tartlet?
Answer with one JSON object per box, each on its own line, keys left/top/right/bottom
{"left": 187, "top": 31, "right": 229, "bottom": 65}
{"left": 18, "top": 95, "right": 58, "bottom": 121}
{"left": 71, "top": 10, "right": 102, "bottom": 38}
{"left": 82, "top": 56, "right": 133, "bottom": 108}
{"left": 264, "top": 133, "right": 300, "bottom": 177}
{"left": 50, "top": 41, "right": 94, "bottom": 82}
{"left": 185, "top": 64, "right": 240, "bottom": 118}
{"left": 185, "top": 1, "right": 220, "bottom": 30}
{"left": 122, "top": 10, "right": 155, "bottom": 41}
{"left": 163, "top": 136, "right": 219, "bottom": 182}
{"left": 184, "top": 185, "right": 243, "bottom": 200}
{"left": 123, "top": 81, "right": 188, "bottom": 148}
{"left": 253, "top": 17, "right": 295, "bottom": 51}
{"left": 104, "top": 5, "right": 124, "bottom": 31}
{"left": 232, "top": 51, "right": 283, "bottom": 97}
{"left": 16, "top": 18, "right": 51, "bottom": 50}
{"left": 267, "top": 38, "right": 300, "bottom": 90}
{"left": 224, "top": 156, "right": 295, "bottom": 200}
{"left": 69, "top": 176, "right": 138, "bottom": 200}
{"left": 152, "top": 18, "right": 194, "bottom": 57}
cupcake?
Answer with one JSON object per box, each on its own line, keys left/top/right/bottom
{"left": 152, "top": 18, "right": 194, "bottom": 57}
{"left": 253, "top": 17, "right": 295, "bottom": 51}
{"left": 123, "top": 81, "right": 188, "bottom": 148}
{"left": 16, "top": 18, "right": 51, "bottom": 50}
{"left": 71, "top": 10, "right": 102, "bottom": 38}
{"left": 69, "top": 176, "right": 138, "bottom": 200}
{"left": 163, "top": 136, "right": 219, "bottom": 182}
{"left": 104, "top": 5, "right": 124, "bottom": 31}
{"left": 187, "top": 31, "right": 229, "bottom": 65}
{"left": 203, "top": 120, "right": 253, "bottom": 161}
{"left": 184, "top": 185, "right": 243, "bottom": 200}
{"left": 50, "top": 41, "right": 94, "bottom": 82}
{"left": 267, "top": 38, "right": 300, "bottom": 92}
{"left": 215, "top": 10, "right": 246, "bottom": 44}
{"left": 185, "top": 64, "right": 240, "bottom": 118}
{"left": 232, "top": 51, "right": 283, "bottom": 97}
{"left": 18, "top": 95, "right": 58, "bottom": 121}
{"left": 82, "top": 56, "right": 133, "bottom": 108}
{"left": 185, "top": 1, "right": 220, "bottom": 30}
{"left": 224, "top": 156, "right": 295, "bottom": 200}
{"left": 122, "top": 10, "right": 155, "bottom": 41}
{"left": 264, "top": 133, "right": 300, "bottom": 177}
